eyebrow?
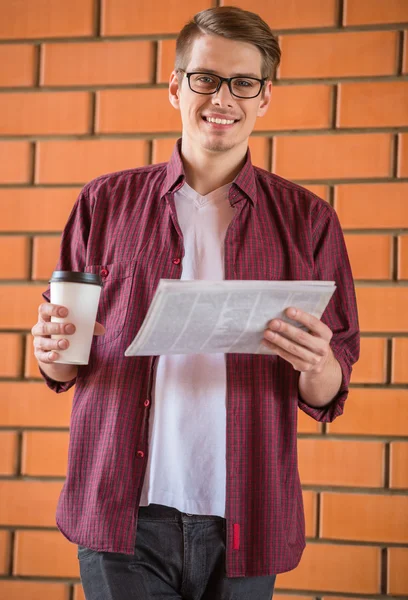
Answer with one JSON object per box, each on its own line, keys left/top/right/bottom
{"left": 190, "top": 68, "right": 262, "bottom": 79}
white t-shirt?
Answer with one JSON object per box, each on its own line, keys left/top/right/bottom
{"left": 139, "top": 181, "right": 234, "bottom": 516}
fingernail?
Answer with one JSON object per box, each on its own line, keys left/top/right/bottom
{"left": 58, "top": 339, "right": 68, "bottom": 349}
{"left": 49, "top": 351, "right": 56, "bottom": 360}
{"left": 287, "top": 308, "right": 297, "bottom": 317}
{"left": 65, "top": 324, "right": 75, "bottom": 334}
{"left": 58, "top": 307, "right": 68, "bottom": 317}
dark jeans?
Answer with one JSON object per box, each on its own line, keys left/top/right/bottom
{"left": 78, "top": 504, "right": 276, "bottom": 600}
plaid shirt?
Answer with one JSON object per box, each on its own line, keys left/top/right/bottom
{"left": 42, "top": 140, "right": 359, "bottom": 576}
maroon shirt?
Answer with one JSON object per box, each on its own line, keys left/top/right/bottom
{"left": 42, "top": 141, "right": 359, "bottom": 576}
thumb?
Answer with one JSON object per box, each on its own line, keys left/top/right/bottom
{"left": 93, "top": 321, "right": 106, "bottom": 336}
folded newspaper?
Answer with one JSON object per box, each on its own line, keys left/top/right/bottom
{"left": 125, "top": 279, "right": 336, "bottom": 356}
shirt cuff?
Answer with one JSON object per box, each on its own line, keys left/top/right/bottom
{"left": 297, "top": 343, "right": 351, "bottom": 423}
{"left": 39, "top": 365, "right": 76, "bottom": 394}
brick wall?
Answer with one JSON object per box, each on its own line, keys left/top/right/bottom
{"left": 0, "top": 0, "right": 407, "bottom": 598}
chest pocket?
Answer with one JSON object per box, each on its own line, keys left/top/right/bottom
{"left": 84, "top": 260, "right": 137, "bottom": 346}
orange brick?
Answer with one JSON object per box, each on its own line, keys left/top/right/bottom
{"left": 0, "top": 0, "right": 94, "bottom": 39}
{"left": 22, "top": 431, "right": 69, "bottom": 476}
{"left": 300, "top": 184, "right": 329, "bottom": 202}
{"left": 0, "top": 142, "right": 31, "bottom": 184}
{"left": 0, "top": 188, "right": 80, "bottom": 232}
{"left": 298, "top": 408, "right": 321, "bottom": 433}
{"left": 97, "top": 89, "right": 181, "bottom": 134}
{"left": 157, "top": 39, "right": 177, "bottom": 84}
{"left": 398, "top": 234, "right": 408, "bottom": 279}
{"left": 73, "top": 586, "right": 86, "bottom": 600}
{"left": 404, "top": 31, "right": 408, "bottom": 74}
{"left": 0, "top": 284, "right": 51, "bottom": 330}
{"left": 321, "top": 493, "right": 408, "bottom": 543}
{"left": 0, "top": 92, "right": 91, "bottom": 135}
{"left": 337, "top": 82, "right": 408, "bottom": 128}
{"left": 14, "top": 530, "right": 79, "bottom": 577}
{"left": 273, "top": 134, "right": 392, "bottom": 180}
{"left": 279, "top": 31, "right": 398, "bottom": 78}
{"left": 152, "top": 138, "right": 178, "bottom": 163}
{"left": 0, "top": 44, "right": 36, "bottom": 86}
{"left": 102, "top": 0, "right": 212, "bottom": 35}
{"left": 36, "top": 140, "right": 149, "bottom": 184}
{"left": 303, "top": 491, "right": 316, "bottom": 537}
{"left": 390, "top": 442, "right": 408, "bottom": 488}
{"left": 25, "top": 333, "right": 44, "bottom": 380}
{"left": 298, "top": 440, "right": 384, "bottom": 487}
{"left": 222, "top": 0, "right": 337, "bottom": 29}
{"left": 343, "top": 0, "right": 408, "bottom": 25}
{"left": 345, "top": 234, "right": 392, "bottom": 280}
{"left": 398, "top": 133, "right": 408, "bottom": 176}
{"left": 0, "top": 531, "right": 10, "bottom": 574}
{"left": 0, "top": 236, "right": 30, "bottom": 279}
{"left": 0, "top": 432, "right": 18, "bottom": 476}
{"left": 388, "top": 548, "right": 408, "bottom": 595}
{"left": 392, "top": 337, "right": 408, "bottom": 383}
{"left": 255, "top": 85, "right": 331, "bottom": 131}
{"left": 0, "top": 581, "right": 68, "bottom": 600}
{"left": 0, "top": 334, "right": 23, "bottom": 377}
{"left": 0, "top": 382, "right": 72, "bottom": 427}
{"left": 356, "top": 287, "right": 408, "bottom": 333}
{"left": 32, "top": 236, "right": 61, "bottom": 281}
{"left": 277, "top": 543, "right": 379, "bottom": 593}
{"left": 42, "top": 41, "right": 154, "bottom": 86}
{"left": 0, "top": 480, "right": 63, "bottom": 526}
{"left": 351, "top": 337, "right": 386, "bottom": 384}
{"left": 335, "top": 183, "right": 408, "bottom": 228}
{"left": 328, "top": 389, "right": 408, "bottom": 436}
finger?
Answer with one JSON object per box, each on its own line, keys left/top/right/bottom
{"left": 261, "top": 339, "right": 311, "bottom": 372}
{"left": 284, "top": 307, "right": 332, "bottom": 341}
{"left": 264, "top": 330, "right": 322, "bottom": 366}
{"left": 31, "top": 322, "right": 76, "bottom": 338}
{"left": 93, "top": 322, "right": 106, "bottom": 336}
{"left": 36, "top": 350, "right": 62, "bottom": 364}
{"left": 266, "top": 319, "right": 327, "bottom": 356}
{"left": 38, "top": 302, "right": 69, "bottom": 320}
{"left": 34, "top": 337, "right": 70, "bottom": 353}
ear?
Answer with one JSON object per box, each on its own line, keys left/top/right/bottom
{"left": 169, "top": 70, "right": 181, "bottom": 110}
{"left": 257, "top": 80, "right": 272, "bottom": 118}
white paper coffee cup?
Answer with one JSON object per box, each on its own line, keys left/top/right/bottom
{"left": 50, "top": 271, "right": 103, "bottom": 365}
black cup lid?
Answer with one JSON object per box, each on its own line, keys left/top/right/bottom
{"left": 50, "top": 271, "right": 103, "bottom": 286}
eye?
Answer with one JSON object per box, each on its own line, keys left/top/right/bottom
{"left": 196, "top": 75, "right": 216, "bottom": 84}
{"left": 234, "top": 79, "right": 255, "bottom": 87}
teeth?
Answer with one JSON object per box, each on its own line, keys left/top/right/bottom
{"left": 206, "top": 117, "right": 235, "bottom": 125}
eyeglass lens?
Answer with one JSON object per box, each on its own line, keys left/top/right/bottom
{"left": 189, "top": 73, "right": 262, "bottom": 98}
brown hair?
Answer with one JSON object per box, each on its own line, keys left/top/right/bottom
{"left": 175, "top": 6, "right": 281, "bottom": 80}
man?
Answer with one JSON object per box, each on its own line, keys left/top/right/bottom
{"left": 32, "top": 6, "right": 359, "bottom": 600}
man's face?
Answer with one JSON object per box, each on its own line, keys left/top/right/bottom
{"left": 169, "top": 34, "right": 272, "bottom": 154}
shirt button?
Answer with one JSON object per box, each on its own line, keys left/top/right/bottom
{"left": 172, "top": 258, "right": 181, "bottom": 265}
{"left": 100, "top": 268, "right": 109, "bottom": 277}
{"left": 144, "top": 399, "right": 150, "bottom": 407}
{"left": 137, "top": 450, "right": 145, "bottom": 459}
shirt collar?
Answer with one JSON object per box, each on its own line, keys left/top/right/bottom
{"left": 161, "top": 138, "right": 258, "bottom": 205}
{"left": 161, "top": 139, "right": 186, "bottom": 197}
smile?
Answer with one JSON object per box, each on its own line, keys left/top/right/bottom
{"left": 206, "top": 117, "right": 235, "bottom": 125}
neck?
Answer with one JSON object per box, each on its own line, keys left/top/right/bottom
{"left": 180, "top": 135, "right": 248, "bottom": 196}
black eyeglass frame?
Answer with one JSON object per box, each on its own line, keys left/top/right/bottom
{"left": 178, "top": 69, "right": 267, "bottom": 99}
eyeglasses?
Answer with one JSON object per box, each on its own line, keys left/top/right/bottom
{"left": 178, "top": 70, "right": 266, "bottom": 99}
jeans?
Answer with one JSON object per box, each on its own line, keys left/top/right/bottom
{"left": 78, "top": 504, "right": 276, "bottom": 600}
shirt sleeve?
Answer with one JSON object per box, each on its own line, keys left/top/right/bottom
{"left": 297, "top": 201, "right": 360, "bottom": 422}
{"left": 40, "top": 185, "right": 93, "bottom": 393}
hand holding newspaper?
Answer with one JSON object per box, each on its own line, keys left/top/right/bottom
{"left": 125, "top": 280, "right": 336, "bottom": 357}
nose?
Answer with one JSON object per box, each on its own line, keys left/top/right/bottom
{"left": 211, "top": 80, "right": 234, "bottom": 108}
